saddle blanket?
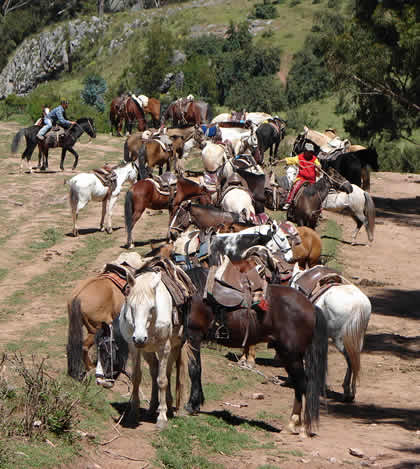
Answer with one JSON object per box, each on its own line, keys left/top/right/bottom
{"left": 201, "top": 125, "right": 218, "bottom": 138}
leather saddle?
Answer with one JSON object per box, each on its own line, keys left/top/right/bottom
{"left": 44, "top": 127, "right": 65, "bottom": 147}
{"left": 153, "top": 172, "right": 177, "bottom": 192}
{"left": 92, "top": 167, "right": 117, "bottom": 193}
{"left": 294, "top": 266, "right": 349, "bottom": 302}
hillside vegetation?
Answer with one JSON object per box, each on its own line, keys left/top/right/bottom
{"left": 1, "top": 0, "right": 418, "bottom": 172}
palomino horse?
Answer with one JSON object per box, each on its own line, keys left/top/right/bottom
{"left": 290, "top": 264, "right": 371, "bottom": 402}
{"left": 124, "top": 177, "right": 212, "bottom": 249}
{"left": 67, "top": 159, "right": 140, "bottom": 237}
{"left": 287, "top": 167, "right": 353, "bottom": 228}
{"left": 66, "top": 251, "right": 143, "bottom": 380}
{"left": 11, "top": 117, "right": 96, "bottom": 172}
{"left": 322, "top": 184, "right": 376, "bottom": 244}
{"left": 160, "top": 100, "right": 212, "bottom": 127}
{"left": 118, "top": 268, "right": 189, "bottom": 428}
{"left": 184, "top": 266, "right": 328, "bottom": 436}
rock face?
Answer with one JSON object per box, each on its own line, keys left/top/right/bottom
{"left": 0, "top": 17, "right": 109, "bottom": 99}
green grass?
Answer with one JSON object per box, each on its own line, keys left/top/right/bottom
{"left": 320, "top": 218, "right": 342, "bottom": 270}
{"left": 29, "top": 227, "right": 63, "bottom": 251}
{"left": 153, "top": 413, "right": 260, "bottom": 469}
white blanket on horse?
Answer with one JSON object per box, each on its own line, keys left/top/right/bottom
{"left": 131, "top": 94, "right": 148, "bottom": 109}
{"left": 145, "top": 178, "right": 170, "bottom": 196}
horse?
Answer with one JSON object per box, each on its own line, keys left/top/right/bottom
{"left": 220, "top": 187, "right": 256, "bottom": 222}
{"left": 184, "top": 266, "right": 328, "bottom": 436}
{"left": 161, "top": 100, "right": 212, "bottom": 127}
{"left": 124, "top": 177, "right": 212, "bottom": 249}
{"left": 110, "top": 95, "right": 126, "bottom": 136}
{"left": 66, "top": 251, "right": 145, "bottom": 380}
{"left": 321, "top": 148, "right": 379, "bottom": 192}
{"left": 256, "top": 117, "right": 287, "bottom": 164}
{"left": 121, "top": 97, "right": 148, "bottom": 134}
{"left": 211, "top": 112, "right": 272, "bottom": 126}
{"left": 322, "top": 184, "right": 376, "bottom": 244}
{"left": 11, "top": 117, "right": 96, "bottom": 172}
{"left": 142, "top": 97, "right": 161, "bottom": 128}
{"left": 287, "top": 167, "right": 353, "bottom": 229}
{"left": 118, "top": 269, "right": 188, "bottom": 428}
{"left": 208, "top": 222, "right": 294, "bottom": 265}
{"left": 168, "top": 202, "right": 254, "bottom": 241}
{"left": 67, "top": 159, "right": 140, "bottom": 237}
{"left": 290, "top": 264, "right": 371, "bottom": 402}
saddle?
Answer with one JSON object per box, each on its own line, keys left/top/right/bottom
{"left": 173, "top": 230, "right": 210, "bottom": 270}
{"left": 101, "top": 263, "right": 133, "bottom": 295}
{"left": 294, "top": 266, "right": 350, "bottom": 303}
{"left": 204, "top": 256, "right": 267, "bottom": 343}
{"left": 291, "top": 181, "right": 310, "bottom": 206}
{"left": 92, "top": 166, "right": 118, "bottom": 194}
{"left": 230, "top": 110, "right": 247, "bottom": 122}
{"left": 152, "top": 172, "right": 178, "bottom": 193}
{"left": 264, "top": 172, "right": 288, "bottom": 210}
{"left": 44, "top": 127, "right": 66, "bottom": 147}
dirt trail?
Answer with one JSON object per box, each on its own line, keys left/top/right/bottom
{"left": 1, "top": 122, "right": 419, "bottom": 468}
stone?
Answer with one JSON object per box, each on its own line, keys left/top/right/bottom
{"left": 252, "top": 392, "right": 264, "bottom": 400}
{"left": 348, "top": 448, "right": 364, "bottom": 458}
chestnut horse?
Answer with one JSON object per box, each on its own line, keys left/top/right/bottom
{"left": 160, "top": 100, "right": 212, "bottom": 127}
{"left": 124, "top": 177, "right": 212, "bottom": 249}
{"left": 184, "top": 267, "right": 328, "bottom": 436}
{"left": 110, "top": 96, "right": 147, "bottom": 135}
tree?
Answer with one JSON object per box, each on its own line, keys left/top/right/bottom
{"left": 325, "top": 1, "right": 420, "bottom": 141}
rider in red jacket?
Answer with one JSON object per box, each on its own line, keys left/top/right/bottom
{"left": 281, "top": 142, "right": 321, "bottom": 209}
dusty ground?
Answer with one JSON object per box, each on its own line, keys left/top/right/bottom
{"left": 0, "top": 122, "right": 419, "bottom": 468}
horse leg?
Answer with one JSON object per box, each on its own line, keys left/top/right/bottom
{"left": 239, "top": 344, "right": 256, "bottom": 366}
{"left": 82, "top": 332, "right": 96, "bottom": 371}
{"left": 155, "top": 340, "right": 171, "bottom": 430}
{"left": 143, "top": 352, "right": 159, "bottom": 415}
{"left": 342, "top": 349, "right": 354, "bottom": 402}
{"left": 127, "top": 206, "right": 145, "bottom": 249}
{"left": 100, "top": 199, "right": 107, "bottom": 232}
{"left": 129, "top": 346, "right": 142, "bottom": 421}
{"left": 105, "top": 195, "right": 117, "bottom": 234}
{"left": 282, "top": 354, "right": 306, "bottom": 436}
{"left": 185, "top": 331, "right": 205, "bottom": 414}
{"left": 67, "top": 147, "right": 79, "bottom": 171}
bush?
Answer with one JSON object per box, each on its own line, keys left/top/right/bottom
{"left": 285, "top": 107, "right": 320, "bottom": 133}
{"left": 81, "top": 74, "right": 107, "bottom": 112}
{"left": 254, "top": 2, "right": 278, "bottom": 19}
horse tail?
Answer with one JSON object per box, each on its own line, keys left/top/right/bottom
{"left": 11, "top": 128, "right": 26, "bottom": 153}
{"left": 363, "top": 191, "right": 375, "bottom": 242}
{"left": 304, "top": 305, "right": 328, "bottom": 434}
{"left": 125, "top": 190, "right": 134, "bottom": 236}
{"left": 342, "top": 291, "right": 371, "bottom": 395}
{"left": 66, "top": 297, "right": 85, "bottom": 381}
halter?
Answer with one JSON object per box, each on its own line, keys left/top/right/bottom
{"left": 270, "top": 229, "right": 292, "bottom": 255}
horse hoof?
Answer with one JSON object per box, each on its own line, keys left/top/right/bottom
{"left": 100, "top": 227, "right": 105, "bottom": 232}
{"left": 184, "top": 403, "right": 199, "bottom": 415}
{"left": 106, "top": 228, "right": 113, "bottom": 234}
{"left": 156, "top": 419, "right": 168, "bottom": 431}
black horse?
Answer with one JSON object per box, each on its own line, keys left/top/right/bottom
{"left": 256, "top": 117, "right": 286, "bottom": 165}
{"left": 11, "top": 117, "right": 96, "bottom": 172}
{"left": 320, "top": 148, "right": 379, "bottom": 191}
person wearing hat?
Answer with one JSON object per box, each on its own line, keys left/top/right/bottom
{"left": 280, "top": 142, "right": 321, "bottom": 210}
{"left": 36, "top": 98, "right": 77, "bottom": 140}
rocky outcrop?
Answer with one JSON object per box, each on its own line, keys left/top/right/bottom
{"left": 0, "top": 17, "right": 109, "bottom": 99}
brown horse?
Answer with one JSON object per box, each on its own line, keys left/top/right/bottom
{"left": 288, "top": 167, "right": 353, "bottom": 229}
{"left": 110, "top": 96, "right": 147, "bottom": 136}
{"left": 143, "top": 97, "right": 161, "bottom": 128}
{"left": 160, "top": 100, "right": 212, "bottom": 127}
{"left": 124, "top": 177, "right": 212, "bottom": 249}
{"left": 67, "top": 274, "right": 129, "bottom": 381}
{"left": 110, "top": 95, "right": 126, "bottom": 136}
{"left": 184, "top": 267, "right": 328, "bottom": 436}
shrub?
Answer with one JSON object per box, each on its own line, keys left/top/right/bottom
{"left": 254, "top": 2, "right": 278, "bottom": 19}
{"left": 81, "top": 74, "right": 107, "bottom": 112}
{"left": 285, "top": 107, "right": 320, "bottom": 133}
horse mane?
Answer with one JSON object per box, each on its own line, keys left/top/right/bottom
{"left": 304, "top": 174, "right": 329, "bottom": 196}
{"left": 76, "top": 117, "right": 91, "bottom": 124}
{"left": 185, "top": 266, "right": 208, "bottom": 296}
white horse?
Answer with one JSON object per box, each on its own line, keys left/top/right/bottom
{"left": 322, "top": 184, "right": 376, "bottom": 244}
{"left": 201, "top": 142, "right": 228, "bottom": 173}
{"left": 119, "top": 270, "right": 186, "bottom": 429}
{"left": 67, "top": 161, "right": 138, "bottom": 237}
{"left": 219, "top": 126, "right": 258, "bottom": 155}
{"left": 221, "top": 187, "right": 255, "bottom": 222}
{"left": 290, "top": 264, "right": 371, "bottom": 402}
{"left": 211, "top": 112, "right": 272, "bottom": 126}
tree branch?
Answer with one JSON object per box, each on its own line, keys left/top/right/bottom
{"left": 352, "top": 74, "right": 420, "bottom": 112}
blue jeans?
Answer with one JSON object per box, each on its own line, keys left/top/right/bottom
{"left": 37, "top": 118, "right": 52, "bottom": 137}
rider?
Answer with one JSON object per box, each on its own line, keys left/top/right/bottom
{"left": 36, "top": 98, "right": 76, "bottom": 141}
{"left": 281, "top": 142, "right": 321, "bottom": 210}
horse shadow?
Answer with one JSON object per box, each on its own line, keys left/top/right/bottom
{"left": 321, "top": 234, "right": 367, "bottom": 247}
{"left": 65, "top": 226, "right": 123, "bottom": 237}
{"left": 198, "top": 409, "right": 281, "bottom": 433}
{"left": 122, "top": 237, "right": 167, "bottom": 250}
{"left": 110, "top": 401, "right": 170, "bottom": 429}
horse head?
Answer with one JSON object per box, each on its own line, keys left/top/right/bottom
{"left": 95, "top": 318, "right": 129, "bottom": 388}
{"left": 122, "top": 271, "right": 170, "bottom": 348}
{"left": 265, "top": 222, "right": 294, "bottom": 262}
{"left": 168, "top": 201, "right": 192, "bottom": 241}
{"left": 77, "top": 117, "right": 96, "bottom": 138}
